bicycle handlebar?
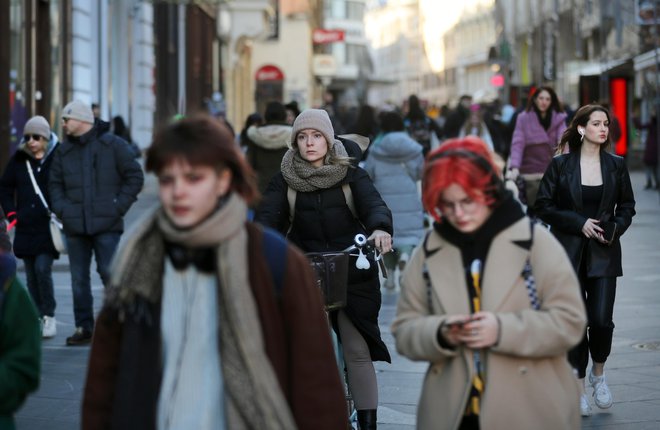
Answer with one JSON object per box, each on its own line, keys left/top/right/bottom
{"left": 342, "top": 234, "right": 376, "bottom": 253}
{"left": 342, "top": 234, "right": 389, "bottom": 279}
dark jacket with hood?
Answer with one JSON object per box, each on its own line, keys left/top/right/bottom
{"left": 534, "top": 151, "right": 635, "bottom": 277}
{"left": 246, "top": 123, "right": 292, "bottom": 194}
{"left": 0, "top": 133, "right": 60, "bottom": 258}
{"left": 255, "top": 138, "right": 393, "bottom": 362}
{"left": 48, "top": 120, "right": 144, "bottom": 236}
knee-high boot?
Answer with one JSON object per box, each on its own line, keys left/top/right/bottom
{"left": 357, "top": 409, "right": 377, "bottom": 430}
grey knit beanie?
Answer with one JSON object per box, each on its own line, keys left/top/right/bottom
{"left": 62, "top": 100, "right": 95, "bottom": 124}
{"left": 290, "top": 109, "right": 335, "bottom": 148}
{"left": 23, "top": 116, "right": 51, "bottom": 139}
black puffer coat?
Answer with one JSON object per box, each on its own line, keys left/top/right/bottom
{"left": 48, "top": 120, "right": 144, "bottom": 236}
{"left": 0, "top": 134, "right": 59, "bottom": 258}
{"left": 256, "top": 141, "right": 393, "bottom": 362}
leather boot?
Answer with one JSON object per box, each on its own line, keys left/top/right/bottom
{"left": 357, "top": 409, "right": 377, "bottom": 430}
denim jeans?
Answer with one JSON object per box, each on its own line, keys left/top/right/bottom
{"left": 67, "top": 232, "right": 121, "bottom": 331}
{"left": 23, "top": 253, "right": 56, "bottom": 317}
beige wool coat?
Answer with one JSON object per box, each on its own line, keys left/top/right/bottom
{"left": 392, "top": 218, "right": 587, "bottom": 430}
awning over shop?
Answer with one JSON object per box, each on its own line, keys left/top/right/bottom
{"left": 634, "top": 49, "right": 660, "bottom": 71}
{"left": 579, "top": 58, "right": 633, "bottom": 77}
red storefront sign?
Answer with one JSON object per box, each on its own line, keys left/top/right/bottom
{"left": 312, "top": 29, "right": 345, "bottom": 44}
{"left": 255, "top": 65, "right": 284, "bottom": 81}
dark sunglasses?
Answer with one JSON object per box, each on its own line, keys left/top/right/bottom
{"left": 23, "top": 134, "right": 44, "bottom": 142}
{"left": 61, "top": 117, "right": 69, "bottom": 123}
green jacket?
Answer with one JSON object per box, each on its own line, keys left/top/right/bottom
{"left": 0, "top": 262, "right": 41, "bottom": 430}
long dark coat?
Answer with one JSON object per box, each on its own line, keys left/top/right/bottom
{"left": 255, "top": 152, "right": 393, "bottom": 362}
{"left": 0, "top": 136, "right": 59, "bottom": 258}
{"left": 534, "top": 151, "right": 636, "bottom": 277}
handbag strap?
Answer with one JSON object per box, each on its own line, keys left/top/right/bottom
{"left": 25, "top": 160, "right": 51, "bottom": 214}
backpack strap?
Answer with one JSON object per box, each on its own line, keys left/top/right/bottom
{"left": 341, "top": 183, "right": 358, "bottom": 219}
{"left": 287, "top": 186, "right": 297, "bottom": 227}
{"left": 261, "top": 227, "right": 288, "bottom": 297}
{"left": 287, "top": 183, "right": 357, "bottom": 229}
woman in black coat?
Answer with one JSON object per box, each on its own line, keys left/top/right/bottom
{"left": 256, "top": 109, "right": 393, "bottom": 430}
{"left": 0, "top": 116, "right": 60, "bottom": 339}
{"left": 534, "top": 104, "right": 635, "bottom": 418}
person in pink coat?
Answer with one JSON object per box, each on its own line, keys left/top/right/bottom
{"left": 508, "top": 87, "right": 567, "bottom": 210}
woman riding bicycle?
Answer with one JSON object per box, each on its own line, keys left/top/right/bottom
{"left": 256, "top": 108, "right": 393, "bottom": 430}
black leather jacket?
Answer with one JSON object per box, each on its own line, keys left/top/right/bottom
{"left": 534, "top": 151, "right": 635, "bottom": 277}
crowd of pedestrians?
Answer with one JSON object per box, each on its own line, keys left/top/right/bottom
{"left": 0, "top": 84, "right": 648, "bottom": 429}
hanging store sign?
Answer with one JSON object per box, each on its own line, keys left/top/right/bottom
{"left": 313, "top": 29, "right": 345, "bottom": 45}
{"left": 255, "top": 64, "right": 284, "bottom": 81}
{"left": 312, "top": 54, "right": 337, "bottom": 77}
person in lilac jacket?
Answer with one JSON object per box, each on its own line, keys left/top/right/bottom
{"left": 508, "top": 87, "right": 566, "bottom": 210}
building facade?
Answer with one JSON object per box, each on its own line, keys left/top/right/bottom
{"left": 495, "top": 0, "right": 640, "bottom": 156}
{"left": 364, "top": 0, "right": 425, "bottom": 108}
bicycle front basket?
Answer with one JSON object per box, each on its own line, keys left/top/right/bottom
{"left": 306, "top": 252, "right": 349, "bottom": 310}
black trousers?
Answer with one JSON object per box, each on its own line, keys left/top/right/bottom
{"left": 568, "top": 261, "right": 617, "bottom": 379}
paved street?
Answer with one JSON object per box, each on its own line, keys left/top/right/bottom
{"left": 14, "top": 171, "right": 660, "bottom": 430}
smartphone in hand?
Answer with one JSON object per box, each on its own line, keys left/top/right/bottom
{"left": 444, "top": 315, "right": 478, "bottom": 330}
{"left": 600, "top": 221, "right": 617, "bottom": 244}
{"left": 445, "top": 319, "right": 468, "bottom": 329}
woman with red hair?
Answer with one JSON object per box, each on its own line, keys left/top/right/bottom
{"left": 392, "top": 137, "right": 587, "bottom": 430}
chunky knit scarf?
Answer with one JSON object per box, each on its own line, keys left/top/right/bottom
{"left": 108, "top": 193, "right": 296, "bottom": 430}
{"left": 280, "top": 139, "right": 349, "bottom": 192}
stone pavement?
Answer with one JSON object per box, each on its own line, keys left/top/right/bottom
{"left": 13, "top": 171, "right": 660, "bottom": 429}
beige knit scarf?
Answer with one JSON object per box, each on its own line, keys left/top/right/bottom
{"left": 108, "top": 193, "right": 296, "bottom": 430}
{"left": 280, "top": 139, "right": 349, "bottom": 192}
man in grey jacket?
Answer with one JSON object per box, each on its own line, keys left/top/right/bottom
{"left": 49, "top": 100, "right": 144, "bottom": 345}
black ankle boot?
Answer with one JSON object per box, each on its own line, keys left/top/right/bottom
{"left": 357, "top": 409, "right": 377, "bottom": 430}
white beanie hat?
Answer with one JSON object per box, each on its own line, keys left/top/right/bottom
{"left": 23, "top": 116, "right": 51, "bottom": 139}
{"left": 62, "top": 100, "right": 95, "bottom": 124}
{"left": 290, "top": 109, "right": 335, "bottom": 148}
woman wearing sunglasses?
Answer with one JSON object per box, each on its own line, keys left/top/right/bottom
{"left": 392, "top": 137, "right": 586, "bottom": 430}
{"left": 0, "top": 116, "right": 60, "bottom": 339}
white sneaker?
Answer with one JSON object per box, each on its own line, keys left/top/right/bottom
{"left": 42, "top": 316, "right": 57, "bottom": 338}
{"left": 580, "top": 393, "right": 592, "bottom": 417}
{"left": 589, "top": 370, "right": 613, "bottom": 409}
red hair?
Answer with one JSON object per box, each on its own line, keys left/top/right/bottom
{"left": 422, "top": 137, "right": 501, "bottom": 222}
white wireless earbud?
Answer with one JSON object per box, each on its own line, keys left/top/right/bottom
{"left": 578, "top": 128, "right": 585, "bottom": 135}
